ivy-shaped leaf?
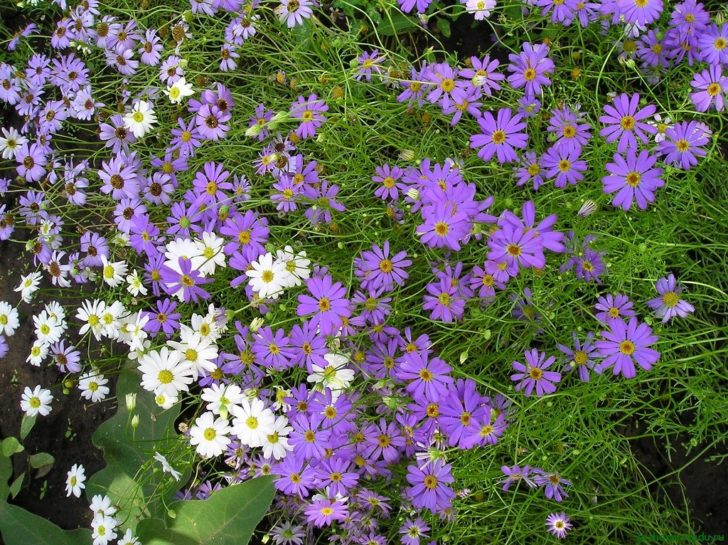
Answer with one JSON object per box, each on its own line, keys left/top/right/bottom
{"left": 136, "top": 476, "right": 275, "bottom": 545}
{"left": 86, "top": 368, "right": 191, "bottom": 529}
{"left": 0, "top": 502, "right": 92, "bottom": 545}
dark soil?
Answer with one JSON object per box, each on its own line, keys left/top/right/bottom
{"left": 0, "top": 236, "right": 113, "bottom": 530}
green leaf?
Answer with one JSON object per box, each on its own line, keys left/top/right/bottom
{"left": 19, "top": 416, "right": 36, "bottom": 441}
{"left": 1, "top": 437, "right": 24, "bottom": 457}
{"left": 28, "top": 453, "right": 54, "bottom": 469}
{"left": 0, "top": 455, "right": 11, "bottom": 501}
{"left": 136, "top": 477, "right": 275, "bottom": 545}
{"left": 8, "top": 473, "right": 23, "bottom": 499}
{"left": 435, "top": 17, "right": 451, "bottom": 38}
{"left": 86, "top": 369, "right": 189, "bottom": 529}
{"left": 0, "top": 502, "right": 92, "bottom": 545}
{"left": 379, "top": 13, "right": 418, "bottom": 36}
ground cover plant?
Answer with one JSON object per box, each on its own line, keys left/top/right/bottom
{"left": 0, "top": 0, "right": 727, "bottom": 543}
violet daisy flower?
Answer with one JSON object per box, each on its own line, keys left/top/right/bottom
{"left": 595, "top": 293, "right": 636, "bottom": 323}
{"left": 540, "top": 145, "right": 587, "bottom": 188}
{"left": 372, "top": 164, "right": 403, "bottom": 201}
{"left": 507, "top": 42, "right": 555, "bottom": 97}
{"left": 658, "top": 120, "right": 711, "bottom": 170}
{"left": 690, "top": 66, "right": 728, "bottom": 112}
{"left": 599, "top": 93, "right": 656, "bottom": 152}
{"left": 425, "top": 62, "right": 461, "bottom": 110}
{"left": 354, "top": 241, "right": 411, "bottom": 293}
{"left": 557, "top": 332, "right": 600, "bottom": 382}
{"left": 416, "top": 202, "right": 471, "bottom": 251}
{"left": 304, "top": 498, "right": 348, "bottom": 528}
{"left": 500, "top": 464, "right": 536, "bottom": 491}
{"left": 290, "top": 94, "right": 328, "bottom": 140}
{"left": 196, "top": 103, "right": 230, "bottom": 141}
{"left": 548, "top": 105, "right": 592, "bottom": 153}
{"left": 399, "top": 518, "right": 430, "bottom": 545}
{"left": 534, "top": 470, "right": 571, "bottom": 502}
{"left": 488, "top": 222, "right": 546, "bottom": 274}
{"left": 697, "top": 23, "right": 728, "bottom": 66}
{"left": 458, "top": 55, "right": 504, "bottom": 96}
{"left": 616, "top": 0, "right": 663, "bottom": 26}
{"left": 602, "top": 148, "right": 664, "bottom": 211}
{"left": 396, "top": 350, "right": 453, "bottom": 403}
{"left": 647, "top": 273, "right": 695, "bottom": 322}
{"left": 278, "top": 0, "right": 314, "bottom": 28}
{"left": 406, "top": 459, "right": 455, "bottom": 513}
{"left": 356, "top": 49, "right": 384, "bottom": 81}
{"left": 596, "top": 317, "right": 660, "bottom": 378}
{"left": 297, "top": 274, "right": 351, "bottom": 336}
{"left": 160, "top": 257, "right": 212, "bottom": 304}
{"left": 15, "top": 142, "right": 47, "bottom": 183}
{"left": 511, "top": 349, "right": 561, "bottom": 397}
{"left": 470, "top": 108, "right": 528, "bottom": 164}
{"left": 515, "top": 151, "right": 545, "bottom": 190}
{"left": 546, "top": 512, "right": 573, "bottom": 539}
{"left": 422, "top": 278, "right": 466, "bottom": 323}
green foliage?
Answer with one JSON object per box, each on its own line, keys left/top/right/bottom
{"left": 86, "top": 368, "right": 191, "bottom": 529}
{"left": 135, "top": 477, "right": 275, "bottom": 545}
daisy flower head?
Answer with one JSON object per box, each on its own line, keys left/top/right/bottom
{"left": 277, "top": 0, "right": 314, "bottom": 28}
{"left": 0, "top": 301, "right": 19, "bottom": 337}
{"left": 546, "top": 512, "right": 572, "bottom": 539}
{"left": 647, "top": 273, "right": 695, "bottom": 322}
{"left": 465, "top": 0, "right": 496, "bottom": 20}
{"left": 658, "top": 120, "right": 711, "bottom": 170}
{"left": 78, "top": 372, "right": 110, "bottom": 402}
{"left": 275, "top": 246, "right": 311, "bottom": 288}
{"left": 557, "top": 332, "right": 600, "bottom": 382}
{"left": 689, "top": 65, "right": 727, "bottom": 113}
{"left": 101, "top": 255, "right": 129, "bottom": 288}
{"left": 20, "top": 385, "right": 53, "bottom": 417}
{"left": 399, "top": 518, "right": 430, "bottom": 545}
{"left": 189, "top": 410, "right": 231, "bottom": 458}
{"left": 599, "top": 93, "right": 656, "bottom": 152}
{"left": 246, "top": 252, "right": 290, "bottom": 300}
{"left": 511, "top": 348, "right": 561, "bottom": 397}
{"left": 123, "top": 100, "right": 157, "bottom": 138}
{"left": 230, "top": 397, "right": 276, "bottom": 448}
{"left": 595, "top": 293, "right": 636, "bottom": 323}
{"left": 0, "top": 126, "right": 28, "bottom": 159}
{"left": 354, "top": 241, "right": 411, "bottom": 293}
{"left": 307, "top": 352, "right": 355, "bottom": 397}
{"left": 290, "top": 94, "right": 328, "bottom": 139}
{"left": 507, "top": 42, "right": 555, "bottom": 97}
{"left": 14, "top": 271, "right": 42, "bottom": 303}
{"left": 65, "top": 463, "right": 86, "bottom": 497}
{"left": 470, "top": 108, "right": 528, "bottom": 164}
{"left": 91, "top": 514, "right": 118, "bottom": 545}
{"left": 296, "top": 274, "right": 352, "bottom": 336}
{"left": 602, "top": 148, "right": 664, "bottom": 211}
{"left": 596, "top": 317, "right": 660, "bottom": 378}
{"left": 164, "top": 77, "right": 194, "bottom": 104}
{"left": 405, "top": 459, "right": 455, "bottom": 513}
{"left": 138, "top": 346, "right": 195, "bottom": 398}
{"left": 616, "top": 0, "right": 663, "bottom": 26}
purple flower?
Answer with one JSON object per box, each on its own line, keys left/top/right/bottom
{"left": 697, "top": 23, "right": 728, "bottom": 66}
{"left": 596, "top": 317, "right": 660, "bottom": 378}
{"left": 356, "top": 49, "right": 384, "bottom": 81}
{"left": 488, "top": 222, "right": 545, "bottom": 274}
{"left": 290, "top": 94, "right": 328, "bottom": 139}
{"left": 399, "top": 518, "right": 430, "bottom": 545}
{"left": 658, "top": 120, "right": 711, "bottom": 170}
{"left": 470, "top": 108, "right": 528, "bottom": 164}
{"left": 396, "top": 350, "right": 453, "bottom": 403}
{"left": 303, "top": 180, "right": 345, "bottom": 225}
{"left": 304, "top": 498, "right": 348, "bottom": 527}
{"left": 15, "top": 142, "right": 47, "bottom": 183}
{"left": 422, "top": 278, "right": 465, "bottom": 323}
{"left": 511, "top": 349, "right": 561, "bottom": 397}
{"left": 273, "top": 456, "right": 315, "bottom": 498}
{"left": 278, "top": 0, "right": 314, "bottom": 28}
{"left": 595, "top": 293, "right": 636, "bottom": 324}
{"left": 406, "top": 459, "right": 455, "bottom": 513}
{"left": 690, "top": 66, "right": 727, "bottom": 112}
{"left": 546, "top": 512, "right": 573, "bottom": 539}
{"left": 647, "top": 273, "right": 695, "bottom": 322}
{"left": 354, "top": 241, "right": 411, "bottom": 293}
{"left": 547, "top": 105, "right": 592, "bottom": 153}
{"left": 399, "top": 0, "right": 434, "bottom": 13}
{"left": 616, "top": 0, "right": 662, "bottom": 26}
{"left": 160, "top": 257, "right": 212, "bottom": 303}
{"left": 557, "top": 332, "right": 600, "bottom": 382}
{"left": 196, "top": 103, "right": 230, "bottom": 141}
{"left": 599, "top": 93, "right": 656, "bottom": 152}
{"left": 507, "top": 42, "right": 554, "bottom": 97}
{"left": 439, "top": 379, "right": 484, "bottom": 449}
{"left": 501, "top": 464, "right": 536, "bottom": 491}
{"left": 515, "top": 151, "right": 545, "bottom": 190}
{"left": 425, "top": 62, "right": 461, "bottom": 110}
{"left": 534, "top": 470, "right": 571, "bottom": 502}
{"left": 372, "top": 164, "right": 403, "bottom": 201}
{"left": 458, "top": 55, "right": 504, "bottom": 96}
{"left": 417, "top": 202, "right": 471, "bottom": 251}
{"left": 540, "top": 146, "right": 587, "bottom": 188}
{"left": 602, "top": 149, "right": 664, "bottom": 211}
{"left": 297, "top": 274, "right": 351, "bottom": 336}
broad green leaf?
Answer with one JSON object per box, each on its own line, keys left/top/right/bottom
{"left": 136, "top": 476, "right": 275, "bottom": 545}
{"left": 87, "top": 368, "right": 190, "bottom": 529}
{"left": 19, "top": 416, "right": 36, "bottom": 441}
{"left": 435, "top": 17, "right": 451, "bottom": 38}
{"left": 0, "top": 455, "right": 11, "bottom": 501}
{"left": 1, "top": 437, "right": 24, "bottom": 457}
{"left": 28, "top": 452, "right": 54, "bottom": 469}
{"left": 0, "top": 502, "right": 92, "bottom": 545}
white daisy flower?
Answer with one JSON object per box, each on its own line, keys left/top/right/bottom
{"left": 126, "top": 270, "right": 148, "bottom": 296}
{"left": 465, "top": 0, "right": 495, "bottom": 20}
{"left": 138, "top": 346, "right": 194, "bottom": 398}
{"left": 33, "top": 310, "right": 63, "bottom": 346}
{"left": 14, "top": 271, "right": 42, "bottom": 303}
{"left": 192, "top": 231, "right": 226, "bottom": 276}
{"left": 100, "top": 255, "right": 128, "bottom": 288}
{"left": 261, "top": 414, "right": 293, "bottom": 461}
{"left": 77, "top": 299, "right": 107, "bottom": 341}
{"left": 99, "top": 300, "right": 126, "bottom": 339}
{"left": 153, "top": 451, "right": 182, "bottom": 481}
{"left": 167, "top": 330, "right": 218, "bottom": 378}
{"left": 307, "top": 353, "right": 355, "bottom": 399}
{"left": 91, "top": 514, "right": 118, "bottom": 545}
{"left": 0, "top": 126, "right": 28, "bottom": 159}
{"left": 117, "top": 528, "right": 141, "bottom": 545}
{"left": 0, "top": 301, "right": 19, "bottom": 337}
{"left": 65, "top": 464, "right": 86, "bottom": 497}
{"left": 26, "top": 341, "right": 49, "bottom": 367}
{"left": 275, "top": 246, "right": 311, "bottom": 288}
{"left": 164, "top": 238, "right": 199, "bottom": 273}
{"left": 122, "top": 100, "right": 157, "bottom": 138}
{"left": 154, "top": 391, "right": 178, "bottom": 410}
{"left": 164, "top": 77, "right": 194, "bottom": 104}
{"left": 245, "top": 252, "right": 289, "bottom": 299}
{"left": 230, "top": 397, "right": 275, "bottom": 448}
{"left": 89, "top": 495, "right": 116, "bottom": 518}
{"left": 202, "top": 383, "right": 244, "bottom": 417}
{"left": 20, "top": 385, "right": 53, "bottom": 417}
{"left": 189, "top": 411, "right": 231, "bottom": 458}
{"left": 79, "top": 372, "right": 110, "bottom": 402}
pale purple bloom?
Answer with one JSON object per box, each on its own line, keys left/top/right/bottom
{"left": 647, "top": 273, "right": 695, "bottom": 322}
{"left": 511, "top": 349, "right": 561, "bottom": 397}
{"left": 596, "top": 317, "right": 660, "bottom": 378}
{"left": 599, "top": 93, "right": 656, "bottom": 152}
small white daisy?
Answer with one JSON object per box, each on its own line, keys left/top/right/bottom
{"left": 20, "top": 385, "right": 53, "bottom": 417}
{"left": 122, "top": 100, "right": 157, "bottom": 138}
{"left": 65, "top": 463, "right": 86, "bottom": 497}
{"left": 189, "top": 411, "right": 231, "bottom": 458}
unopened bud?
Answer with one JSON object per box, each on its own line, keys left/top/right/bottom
{"left": 125, "top": 393, "right": 137, "bottom": 412}
{"left": 131, "top": 414, "right": 140, "bottom": 429}
{"left": 250, "top": 317, "right": 264, "bottom": 332}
